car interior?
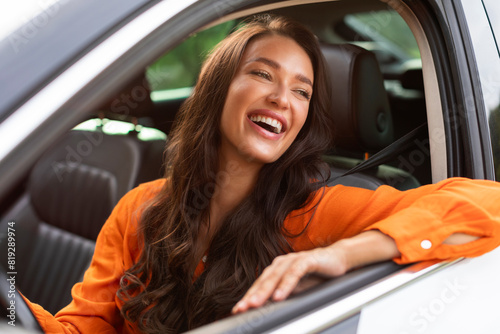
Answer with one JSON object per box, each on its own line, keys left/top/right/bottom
{"left": 0, "top": 0, "right": 434, "bottom": 331}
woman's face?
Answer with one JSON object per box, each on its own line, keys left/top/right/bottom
{"left": 219, "top": 34, "right": 313, "bottom": 166}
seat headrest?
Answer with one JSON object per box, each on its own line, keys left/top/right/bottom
{"left": 322, "top": 44, "right": 394, "bottom": 153}
{"left": 28, "top": 130, "right": 142, "bottom": 239}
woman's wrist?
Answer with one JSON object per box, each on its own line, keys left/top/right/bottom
{"left": 328, "top": 230, "right": 401, "bottom": 271}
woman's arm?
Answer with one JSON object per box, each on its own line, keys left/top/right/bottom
{"left": 233, "top": 177, "right": 500, "bottom": 314}
{"left": 232, "top": 229, "right": 481, "bottom": 314}
{"left": 231, "top": 230, "right": 395, "bottom": 314}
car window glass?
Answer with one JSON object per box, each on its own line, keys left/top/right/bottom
{"left": 481, "top": 0, "right": 500, "bottom": 181}
{"left": 461, "top": 0, "right": 500, "bottom": 180}
{"left": 489, "top": 110, "right": 500, "bottom": 181}
{"left": 482, "top": 0, "right": 500, "bottom": 56}
{"left": 341, "top": 10, "right": 420, "bottom": 67}
{"left": 146, "top": 20, "right": 237, "bottom": 100}
{"left": 74, "top": 118, "right": 167, "bottom": 141}
{"left": 332, "top": 8, "right": 430, "bottom": 185}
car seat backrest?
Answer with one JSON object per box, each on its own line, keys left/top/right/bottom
{"left": 28, "top": 130, "right": 142, "bottom": 240}
{"left": 0, "top": 128, "right": 165, "bottom": 314}
{"left": 321, "top": 44, "right": 419, "bottom": 190}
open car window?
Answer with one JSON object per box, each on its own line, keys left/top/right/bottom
{"left": 1, "top": 0, "right": 499, "bottom": 333}
{"left": 147, "top": 20, "right": 237, "bottom": 102}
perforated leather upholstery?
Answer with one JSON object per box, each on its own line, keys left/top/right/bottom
{"left": 28, "top": 130, "right": 142, "bottom": 240}
{"left": 0, "top": 129, "right": 165, "bottom": 314}
{"left": 19, "top": 222, "right": 95, "bottom": 314}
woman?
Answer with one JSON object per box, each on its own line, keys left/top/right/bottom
{"left": 26, "top": 14, "right": 500, "bottom": 333}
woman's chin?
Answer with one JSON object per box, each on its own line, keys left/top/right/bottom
{"left": 245, "top": 151, "right": 282, "bottom": 165}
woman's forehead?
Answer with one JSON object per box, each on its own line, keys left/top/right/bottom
{"left": 240, "top": 34, "right": 314, "bottom": 81}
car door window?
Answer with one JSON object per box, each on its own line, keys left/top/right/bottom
{"left": 343, "top": 10, "right": 420, "bottom": 63}
{"left": 482, "top": 0, "right": 500, "bottom": 181}
{"left": 461, "top": 0, "right": 500, "bottom": 180}
{"left": 147, "top": 20, "right": 237, "bottom": 101}
{"left": 482, "top": 0, "right": 500, "bottom": 55}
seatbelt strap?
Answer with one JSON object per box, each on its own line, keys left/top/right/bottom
{"left": 330, "top": 123, "right": 428, "bottom": 180}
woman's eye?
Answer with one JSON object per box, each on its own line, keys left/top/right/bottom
{"left": 296, "top": 89, "right": 311, "bottom": 100}
{"left": 252, "top": 70, "right": 271, "bottom": 80}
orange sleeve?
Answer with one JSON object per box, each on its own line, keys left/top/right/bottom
{"left": 286, "top": 177, "right": 500, "bottom": 264}
{"left": 24, "top": 179, "right": 164, "bottom": 333}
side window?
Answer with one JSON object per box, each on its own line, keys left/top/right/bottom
{"left": 489, "top": 108, "right": 500, "bottom": 181}
{"left": 71, "top": 21, "right": 238, "bottom": 139}
{"left": 340, "top": 11, "right": 421, "bottom": 77}
{"left": 342, "top": 10, "right": 427, "bottom": 138}
{"left": 146, "top": 20, "right": 237, "bottom": 101}
{"left": 333, "top": 8, "right": 430, "bottom": 185}
{"left": 342, "top": 10, "right": 420, "bottom": 65}
{"left": 481, "top": 1, "right": 500, "bottom": 181}
{"left": 460, "top": 0, "right": 500, "bottom": 180}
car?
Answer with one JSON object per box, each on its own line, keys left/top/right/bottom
{"left": 0, "top": 0, "right": 499, "bottom": 333}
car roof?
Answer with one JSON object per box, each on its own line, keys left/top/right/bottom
{"left": 0, "top": 0, "right": 153, "bottom": 121}
{"left": 0, "top": 1, "right": 54, "bottom": 41}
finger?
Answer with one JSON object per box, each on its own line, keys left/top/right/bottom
{"left": 270, "top": 248, "right": 334, "bottom": 301}
{"left": 233, "top": 256, "right": 291, "bottom": 312}
{"left": 233, "top": 247, "right": 345, "bottom": 313}
{"left": 272, "top": 254, "right": 315, "bottom": 301}
{"left": 232, "top": 255, "right": 296, "bottom": 313}
{"left": 234, "top": 253, "right": 311, "bottom": 313}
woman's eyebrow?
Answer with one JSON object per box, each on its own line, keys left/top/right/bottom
{"left": 248, "top": 57, "right": 313, "bottom": 87}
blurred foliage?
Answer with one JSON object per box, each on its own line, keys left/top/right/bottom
{"left": 351, "top": 10, "right": 420, "bottom": 59}
{"left": 148, "top": 10, "right": 420, "bottom": 92}
{"left": 146, "top": 20, "right": 237, "bottom": 91}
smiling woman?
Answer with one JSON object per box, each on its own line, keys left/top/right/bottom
{"left": 19, "top": 13, "right": 500, "bottom": 334}
{"left": 220, "top": 34, "right": 313, "bottom": 165}
{"left": 116, "top": 15, "right": 335, "bottom": 332}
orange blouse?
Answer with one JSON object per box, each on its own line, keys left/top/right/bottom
{"left": 25, "top": 177, "right": 500, "bottom": 333}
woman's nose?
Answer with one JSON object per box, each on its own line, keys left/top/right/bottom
{"left": 267, "top": 85, "right": 290, "bottom": 110}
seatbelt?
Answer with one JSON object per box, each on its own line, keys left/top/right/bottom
{"left": 330, "top": 123, "right": 428, "bottom": 181}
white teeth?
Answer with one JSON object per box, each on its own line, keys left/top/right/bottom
{"left": 275, "top": 123, "right": 282, "bottom": 134}
{"left": 249, "top": 115, "right": 283, "bottom": 134}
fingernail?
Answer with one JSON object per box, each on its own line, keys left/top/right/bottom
{"left": 273, "top": 289, "right": 284, "bottom": 300}
{"left": 237, "top": 301, "right": 246, "bottom": 309}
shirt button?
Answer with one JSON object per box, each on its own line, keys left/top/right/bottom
{"left": 421, "top": 240, "right": 432, "bottom": 249}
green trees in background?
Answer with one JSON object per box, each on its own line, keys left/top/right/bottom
{"left": 349, "top": 10, "right": 420, "bottom": 59}
{"left": 147, "top": 20, "right": 237, "bottom": 91}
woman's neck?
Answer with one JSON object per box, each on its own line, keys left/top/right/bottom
{"left": 191, "top": 156, "right": 261, "bottom": 268}
{"left": 209, "top": 156, "right": 261, "bottom": 228}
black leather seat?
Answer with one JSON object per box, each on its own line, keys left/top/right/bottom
{"left": 0, "top": 129, "right": 165, "bottom": 314}
{"left": 321, "top": 44, "right": 420, "bottom": 190}
{"left": 0, "top": 69, "right": 166, "bottom": 315}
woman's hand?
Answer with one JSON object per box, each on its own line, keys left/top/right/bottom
{"left": 232, "top": 244, "right": 349, "bottom": 314}
{"left": 232, "top": 230, "right": 401, "bottom": 314}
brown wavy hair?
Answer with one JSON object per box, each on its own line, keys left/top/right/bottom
{"left": 117, "top": 14, "right": 334, "bottom": 333}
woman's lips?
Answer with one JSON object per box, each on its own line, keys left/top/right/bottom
{"left": 249, "top": 114, "right": 282, "bottom": 134}
{"left": 247, "top": 109, "right": 288, "bottom": 134}
{"left": 246, "top": 116, "right": 285, "bottom": 140}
